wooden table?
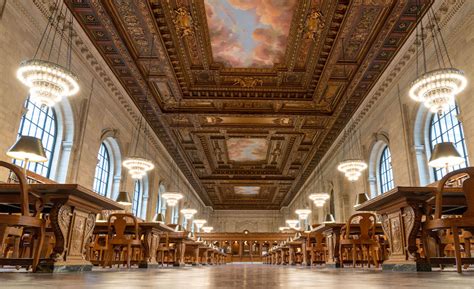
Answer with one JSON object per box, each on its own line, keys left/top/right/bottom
{"left": 167, "top": 231, "right": 198, "bottom": 266}
{"left": 93, "top": 221, "right": 175, "bottom": 268}
{"left": 356, "top": 186, "right": 465, "bottom": 271}
{"left": 312, "top": 223, "right": 384, "bottom": 268}
{"left": 0, "top": 184, "right": 123, "bottom": 272}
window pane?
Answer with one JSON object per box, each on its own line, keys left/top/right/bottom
{"left": 93, "top": 143, "right": 111, "bottom": 196}
{"left": 430, "top": 104, "right": 469, "bottom": 180}
{"left": 379, "top": 146, "right": 394, "bottom": 194}
{"left": 14, "top": 98, "right": 57, "bottom": 178}
{"left": 132, "top": 180, "right": 142, "bottom": 217}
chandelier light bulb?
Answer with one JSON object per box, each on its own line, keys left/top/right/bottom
{"left": 194, "top": 219, "right": 207, "bottom": 230}
{"left": 202, "top": 226, "right": 214, "bottom": 233}
{"left": 295, "top": 209, "right": 312, "bottom": 220}
{"left": 181, "top": 208, "right": 197, "bottom": 219}
{"left": 123, "top": 157, "right": 154, "bottom": 179}
{"left": 17, "top": 60, "right": 79, "bottom": 107}
{"left": 286, "top": 219, "right": 299, "bottom": 229}
{"left": 409, "top": 68, "right": 467, "bottom": 114}
{"left": 337, "top": 159, "right": 367, "bottom": 182}
{"left": 162, "top": 192, "right": 183, "bottom": 206}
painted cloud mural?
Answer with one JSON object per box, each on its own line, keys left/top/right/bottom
{"left": 226, "top": 138, "right": 268, "bottom": 162}
{"left": 204, "top": 0, "right": 297, "bottom": 68}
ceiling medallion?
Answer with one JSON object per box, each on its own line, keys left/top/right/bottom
{"left": 17, "top": 2, "right": 78, "bottom": 107}
{"left": 309, "top": 193, "right": 330, "bottom": 207}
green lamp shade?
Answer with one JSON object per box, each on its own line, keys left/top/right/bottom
{"left": 7, "top": 136, "right": 47, "bottom": 162}
{"left": 428, "top": 142, "right": 464, "bottom": 168}
{"left": 153, "top": 213, "right": 165, "bottom": 223}
{"left": 116, "top": 191, "right": 131, "bottom": 205}
{"left": 354, "top": 193, "right": 369, "bottom": 207}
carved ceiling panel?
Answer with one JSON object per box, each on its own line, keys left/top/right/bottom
{"left": 67, "top": 0, "right": 432, "bottom": 209}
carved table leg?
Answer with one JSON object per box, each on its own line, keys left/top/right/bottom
{"left": 38, "top": 202, "right": 96, "bottom": 272}
{"left": 325, "top": 229, "right": 341, "bottom": 268}
{"left": 381, "top": 203, "right": 431, "bottom": 272}
{"left": 139, "top": 230, "right": 160, "bottom": 268}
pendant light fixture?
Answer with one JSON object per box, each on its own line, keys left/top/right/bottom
{"left": 202, "top": 226, "right": 214, "bottom": 233}
{"left": 338, "top": 127, "right": 367, "bottom": 182}
{"left": 181, "top": 208, "right": 197, "bottom": 220}
{"left": 409, "top": 4, "right": 467, "bottom": 114}
{"left": 163, "top": 159, "right": 183, "bottom": 206}
{"left": 17, "top": 1, "right": 79, "bottom": 107}
{"left": 309, "top": 164, "right": 330, "bottom": 207}
{"left": 295, "top": 209, "right": 312, "bottom": 220}
{"left": 123, "top": 35, "right": 156, "bottom": 179}
{"left": 286, "top": 219, "right": 299, "bottom": 229}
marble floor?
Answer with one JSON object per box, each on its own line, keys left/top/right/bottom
{"left": 1, "top": 265, "right": 474, "bottom": 289}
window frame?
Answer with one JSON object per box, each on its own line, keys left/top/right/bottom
{"left": 15, "top": 98, "right": 57, "bottom": 178}
{"left": 92, "top": 143, "right": 112, "bottom": 197}
{"left": 429, "top": 104, "right": 469, "bottom": 181}
{"left": 378, "top": 146, "right": 394, "bottom": 194}
{"left": 132, "top": 180, "right": 142, "bottom": 217}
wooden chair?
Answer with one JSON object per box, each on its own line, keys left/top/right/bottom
{"left": 0, "top": 161, "right": 45, "bottom": 272}
{"left": 105, "top": 213, "right": 143, "bottom": 268}
{"left": 308, "top": 232, "right": 327, "bottom": 265}
{"left": 339, "top": 212, "right": 379, "bottom": 268}
{"left": 423, "top": 167, "right": 474, "bottom": 273}
{"left": 156, "top": 232, "right": 171, "bottom": 266}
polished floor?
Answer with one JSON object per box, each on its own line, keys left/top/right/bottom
{"left": 1, "top": 265, "right": 474, "bottom": 289}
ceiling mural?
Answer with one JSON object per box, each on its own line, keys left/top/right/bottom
{"left": 66, "top": 0, "right": 432, "bottom": 209}
{"left": 226, "top": 138, "right": 269, "bottom": 162}
{"left": 204, "top": 0, "right": 297, "bottom": 67}
{"left": 234, "top": 186, "right": 261, "bottom": 195}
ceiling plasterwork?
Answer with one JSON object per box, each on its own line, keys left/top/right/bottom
{"left": 66, "top": 0, "right": 432, "bottom": 209}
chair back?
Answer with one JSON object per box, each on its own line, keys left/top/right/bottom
{"left": 0, "top": 161, "right": 36, "bottom": 217}
{"left": 107, "top": 213, "right": 140, "bottom": 241}
{"left": 345, "top": 212, "right": 377, "bottom": 241}
{"left": 435, "top": 167, "right": 474, "bottom": 219}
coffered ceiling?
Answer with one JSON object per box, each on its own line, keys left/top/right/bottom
{"left": 66, "top": 0, "right": 431, "bottom": 209}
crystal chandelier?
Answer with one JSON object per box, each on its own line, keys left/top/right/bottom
{"left": 286, "top": 219, "right": 299, "bottom": 229}
{"left": 123, "top": 157, "right": 154, "bottom": 179}
{"left": 337, "top": 159, "right": 368, "bottom": 182}
{"left": 202, "top": 226, "right": 214, "bottom": 233}
{"left": 295, "top": 209, "right": 312, "bottom": 220}
{"left": 162, "top": 192, "right": 183, "bottom": 206}
{"left": 181, "top": 208, "right": 197, "bottom": 219}
{"left": 309, "top": 193, "right": 330, "bottom": 207}
{"left": 279, "top": 226, "right": 290, "bottom": 231}
{"left": 409, "top": 6, "right": 467, "bottom": 114}
{"left": 17, "top": 2, "right": 79, "bottom": 107}
{"left": 193, "top": 219, "right": 207, "bottom": 230}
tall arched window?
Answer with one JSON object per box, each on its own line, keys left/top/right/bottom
{"left": 430, "top": 104, "right": 469, "bottom": 180}
{"left": 15, "top": 98, "right": 57, "bottom": 177}
{"left": 156, "top": 183, "right": 167, "bottom": 215}
{"left": 378, "top": 146, "right": 394, "bottom": 194}
{"left": 93, "top": 143, "right": 111, "bottom": 196}
{"left": 132, "top": 180, "right": 142, "bottom": 217}
{"left": 171, "top": 206, "right": 179, "bottom": 224}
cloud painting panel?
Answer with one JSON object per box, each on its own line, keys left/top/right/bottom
{"left": 226, "top": 138, "right": 268, "bottom": 161}
{"left": 234, "top": 186, "right": 261, "bottom": 195}
{"left": 204, "top": 0, "right": 297, "bottom": 68}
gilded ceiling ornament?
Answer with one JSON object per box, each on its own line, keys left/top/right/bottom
{"left": 173, "top": 7, "right": 194, "bottom": 38}
{"left": 302, "top": 9, "right": 325, "bottom": 41}
{"left": 233, "top": 77, "right": 263, "bottom": 88}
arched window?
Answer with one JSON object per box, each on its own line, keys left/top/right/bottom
{"left": 171, "top": 206, "right": 179, "bottom": 224}
{"left": 378, "top": 146, "right": 394, "bottom": 194}
{"left": 132, "top": 180, "right": 142, "bottom": 217}
{"left": 156, "top": 183, "right": 167, "bottom": 215}
{"left": 15, "top": 98, "right": 57, "bottom": 177}
{"left": 93, "top": 143, "right": 111, "bottom": 196}
{"left": 430, "top": 104, "right": 469, "bottom": 180}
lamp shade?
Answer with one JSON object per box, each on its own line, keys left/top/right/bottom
{"left": 354, "top": 193, "right": 369, "bottom": 207}
{"left": 116, "top": 191, "right": 131, "bottom": 205}
{"left": 153, "top": 213, "right": 165, "bottom": 223}
{"left": 323, "top": 213, "right": 336, "bottom": 223}
{"left": 428, "top": 142, "right": 464, "bottom": 168}
{"left": 7, "top": 136, "right": 47, "bottom": 162}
